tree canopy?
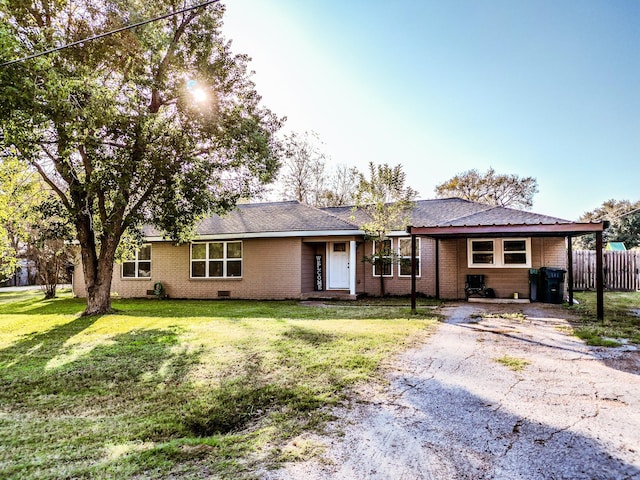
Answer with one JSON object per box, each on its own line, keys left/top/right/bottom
{"left": 0, "top": 1, "right": 281, "bottom": 313}
{"left": 575, "top": 199, "right": 640, "bottom": 250}
{"left": 435, "top": 167, "right": 538, "bottom": 210}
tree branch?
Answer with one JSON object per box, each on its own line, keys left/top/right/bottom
{"left": 150, "top": 9, "right": 201, "bottom": 112}
{"left": 30, "top": 160, "right": 72, "bottom": 211}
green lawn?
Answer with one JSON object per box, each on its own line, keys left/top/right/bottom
{"left": 0, "top": 289, "right": 438, "bottom": 479}
{"left": 569, "top": 291, "right": 640, "bottom": 345}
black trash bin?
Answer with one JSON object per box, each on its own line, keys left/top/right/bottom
{"left": 529, "top": 269, "right": 539, "bottom": 302}
{"left": 539, "top": 267, "right": 566, "bottom": 304}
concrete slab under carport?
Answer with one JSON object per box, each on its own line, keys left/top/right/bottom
{"left": 407, "top": 221, "right": 608, "bottom": 320}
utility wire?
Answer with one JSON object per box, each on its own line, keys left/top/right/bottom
{"left": 611, "top": 206, "right": 640, "bottom": 220}
{"left": 593, "top": 204, "right": 640, "bottom": 222}
{"left": 0, "top": 0, "right": 219, "bottom": 68}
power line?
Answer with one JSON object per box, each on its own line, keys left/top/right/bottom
{"left": 612, "top": 206, "right": 640, "bottom": 221}
{"left": 593, "top": 204, "right": 640, "bottom": 222}
{"left": 0, "top": 0, "right": 219, "bottom": 68}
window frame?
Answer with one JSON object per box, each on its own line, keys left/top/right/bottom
{"left": 467, "top": 238, "right": 532, "bottom": 268}
{"left": 121, "top": 244, "right": 152, "bottom": 279}
{"left": 372, "top": 239, "right": 394, "bottom": 277}
{"left": 190, "top": 241, "right": 243, "bottom": 279}
{"left": 398, "top": 237, "right": 421, "bottom": 277}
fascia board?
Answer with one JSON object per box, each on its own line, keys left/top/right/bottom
{"left": 144, "top": 229, "right": 365, "bottom": 242}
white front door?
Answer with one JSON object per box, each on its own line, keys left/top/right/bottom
{"left": 328, "top": 242, "right": 350, "bottom": 289}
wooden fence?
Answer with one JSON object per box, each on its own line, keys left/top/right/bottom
{"left": 573, "top": 250, "right": 640, "bottom": 291}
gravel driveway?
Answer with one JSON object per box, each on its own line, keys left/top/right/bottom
{"left": 266, "top": 302, "right": 640, "bottom": 480}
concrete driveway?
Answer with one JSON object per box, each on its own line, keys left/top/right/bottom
{"left": 267, "top": 302, "right": 640, "bottom": 480}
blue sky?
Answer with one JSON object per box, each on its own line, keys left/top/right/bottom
{"left": 222, "top": 0, "right": 639, "bottom": 220}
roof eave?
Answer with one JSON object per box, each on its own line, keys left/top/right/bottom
{"left": 407, "top": 222, "right": 606, "bottom": 238}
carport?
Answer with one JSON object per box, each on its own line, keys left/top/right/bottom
{"left": 407, "top": 221, "right": 608, "bottom": 320}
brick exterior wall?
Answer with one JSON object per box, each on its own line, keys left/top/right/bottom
{"left": 438, "top": 236, "right": 567, "bottom": 300}
{"left": 73, "top": 238, "right": 303, "bottom": 300}
{"left": 72, "top": 235, "right": 568, "bottom": 301}
{"left": 358, "top": 237, "right": 437, "bottom": 297}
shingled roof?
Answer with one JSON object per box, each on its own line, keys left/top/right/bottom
{"left": 145, "top": 198, "right": 575, "bottom": 239}
{"left": 416, "top": 198, "right": 570, "bottom": 227}
{"left": 194, "top": 201, "right": 359, "bottom": 235}
{"left": 323, "top": 198, "right": 570, "bottom": 230}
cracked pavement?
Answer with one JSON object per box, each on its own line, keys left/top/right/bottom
{"left": 265, "top": 302, "right": 640, "bottom": 480}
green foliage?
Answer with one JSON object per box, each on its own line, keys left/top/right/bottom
{"left": 435, "top": 167, "right": 538, "bottom": 210}
{"left": 0, "top": 292, "right": 437, "bottom": 478}
{"left": 354, "top": 162, "right": 418, "bottom": 237}
{"left": 0, "top": 157, "right": 41, "bottom": 280}
{"left": 0, "top": 1, "right": 282, "bottom": 313}
{"left": 573, "top": 330, "right": 622, "bottom": 347}
{"left": 354, "top": 162, "right": 417, "bottom": 294}
{"left": 0, "top": 156, "right": 74, "bottom": 293}
{"left": 574, "top": 199, "right": 640, "bottom": 250}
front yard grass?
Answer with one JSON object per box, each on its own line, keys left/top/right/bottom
{"left": 569, "top": 291, "right": 640, "bottom": 345}
{"left": 0, "top": 289, "right": 438, "bottom": 479}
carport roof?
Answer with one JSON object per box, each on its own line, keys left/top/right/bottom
{"left": 407, "top": 221, "right": 606, "bottom": 238}
{"left": 404, "top": 199, "right": 605, "bottom": 238}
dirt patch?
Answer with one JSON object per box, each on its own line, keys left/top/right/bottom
{"left": 263, "top": 302, "right": 640, "bottom": 480}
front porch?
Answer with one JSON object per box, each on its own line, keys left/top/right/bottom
{"left": 302, "top": 238, "right": 360, "bottom": 297}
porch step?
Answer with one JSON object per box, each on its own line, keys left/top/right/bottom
{"left": 301, "top": 291, "right": 358, "bottom": 301}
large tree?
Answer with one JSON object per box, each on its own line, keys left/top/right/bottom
{"left": 277, "top": 131, "right": 359, "bottom": 207}
{"left": 0, "top": 1, "right": 281, "bottom": 314}
{"left": 321, "top": 163, "right": 360, "bottom": 207}
{"left": 354, "top": 162, "right": 417, "bottom": 296}
{"left": 574, "top": 199, "right": 640, "bottom": 250}
{"left": 435, "top": 167, "right": 538, "bottom": 210}
{"left": 279, "top": 131, "right": 327, "bottom": 206}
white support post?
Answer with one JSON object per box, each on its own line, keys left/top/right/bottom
{"left": 349, "top": 240, "right": 357, "bottom": 296}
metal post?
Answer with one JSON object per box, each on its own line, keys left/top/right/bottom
{"left": 567, "top": 235, "right": 574, "bottom": 306}
{"left": 435, "top": 239, "right": 440, "bottom": 300}
{"left": 596, "top": 231, "right": 604, "bottom": 321}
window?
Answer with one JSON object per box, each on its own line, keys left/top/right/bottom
{"left": 372, "top": 239, "right": 393, "bottom": 277}
{"left": 191, "top": 241, "right": 242, "bottom": 278}
{"left": 467, "top": 238, "right": 531, "bottom": 268}
{"left": 470, "top": 240, "right": 495, "bottom": 266}
{"left": 398, "top": 238, "right": 420, "bottom": 277}
{"left": 122, "top": 245, "right": 151, "bottom": 278}
{"left": 503, "top": 239, "right": 528, "bottom": 265}
{"left": 333, "top": 242, "right": 346, "bottom": 252}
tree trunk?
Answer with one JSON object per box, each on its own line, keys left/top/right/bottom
{"left": 76, "top": 215, "right": 120, "bottom": 316}
{"left": 374, "top": 256, "right": 386, "bottom": 296}
{"left": 82, "top": 243, "right": 118, "bottom": 315}
{"left": 84, "top": 272, "right": 113, "bottom": 315}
